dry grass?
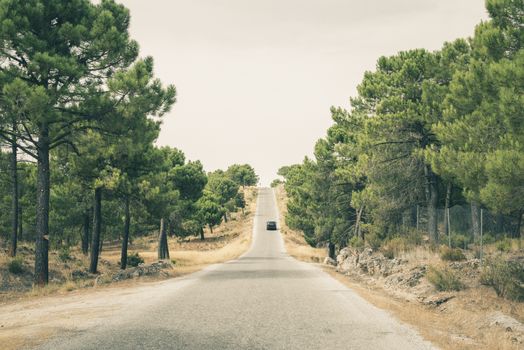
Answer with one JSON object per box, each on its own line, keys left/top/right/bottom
{"left": 325, "top": 266, "right": 523, "bottom": 350}
{"left": 273, "top": 186, "right": 524, "bottom": 349}
{"left": 336, "top": 247, "right": 524, "bottom": 350}
{"left": 273, "top": 185, "right": 326, "bottom": 263}
{"left": 397, "top": 245, "right": 441, "bottom": 264}
{"left": 0, "top": 187, "right": 257, "bottom": 304}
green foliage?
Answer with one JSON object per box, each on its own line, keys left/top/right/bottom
{"left": 480, "top": 257, "right": 524, "bottom": 301}
{"left": 58, "top": 247, "right": 72, "bottom": 262}
{"left": 482, "top": 233, "right": 496, "bottom": 244}
{"left": 279, "top": 0, "right": 523, "bottom": 256}
{"left": 8, "top": 257, "right": 24, "bottom": 275}
{"left": 171, "top": 161, "right": 207, "bottom": 201}
{"left": 234, "top": 192, "right": 246, "bottom": 211}
{"left": 429, "top": 1, "right": 524, "bottom": 222}
{"left": 439, "top": 246, "right": 466, "bottom": 261}
{"left": 270, "top": 179, "right": 283, "bottom": 188}
{"left": 0, "top": 0, "right": 260, "bottom": 284}
{"left": 496, "top": 237, "right": 512, "bottom": 252}
{"left": 127, "top": 253, "right": 144, "bottom": 267}
{"left": 226, "top": 164, "right": 259, "bottom": 187}
{"left": 450, "top": 233, "right": 472, "bottom": 249}
{"left": 196, "top": 195, "right": 226, "bottom": 231}
{"left": 365, "top": 232, "right": 382, "bottom": 251}
{"left": 348, "top": 235, "right": 364, "bottom": 249}
{"left": 427, "top": 266, "right": 465, "bottom": 291}
{"left": 206, "top": 171, "right": 240, "bottom": 210}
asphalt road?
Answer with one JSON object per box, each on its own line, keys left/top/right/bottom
{"left": 36, "top": 188, "right": 436, "bottom": 350}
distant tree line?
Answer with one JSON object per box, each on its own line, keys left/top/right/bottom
{"left": 0, "top": 0, "right": 258, "bottom": 285}
{"left": 277, "top": 0, "right": 523, "bottom": 258}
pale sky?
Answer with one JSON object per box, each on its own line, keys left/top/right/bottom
{"left": 117, "top": 0, "right": 488, "bottom": 185}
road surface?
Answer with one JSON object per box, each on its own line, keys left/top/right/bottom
{"left": 35, "top": 188, "right": 435, "bottom": 350}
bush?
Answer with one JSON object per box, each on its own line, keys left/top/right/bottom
{"left": 440, "top": 246, "right": 466, "bottom": 261}
{"left": 348, "top": 235, "right": 364, "bottom": 249}
{"left": 365, "top": 232, "right": 382, "bottom": 251}
{"left": 58, "top": 247, "right": 71, "bottom": 261}
{"left": 270, "top": 179, "right": 283, "bottom": 188}
{"left": 496, "top": 238, "right": 512, "bottom": 252}
{"left": 450, "top": 233, "right": 471, "bottom": 249}
{"left": 386, "top": 236, "right": 407, "bottom": 254}
{"left": 359, "top": 223, "right": 382, "bottom": 250}
{"left": 127, "top": 253, "right": 144, "bottom": 267}
{"left": 481, "top": 233, "right": 496, "bottom": 245}
{"left": 381, "top": 246, "right": 395, "bottom": 259}
{"left": 8, "top": 257, "right": 24, "bottom": 275}
{"left": 427, "top": 266, "right": 464, "bottom": 291}
{"left": 480, "top": 258, "right": 524, "bottom": 301}
{"left": 404, "top": 228, "right": 424, "bottom": 246}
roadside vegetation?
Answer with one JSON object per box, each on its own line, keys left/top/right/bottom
{"left": 274, "top": 186, "right": 325, "bottom": 263}
{"left": 0, "top": 187, "right": 257, "bottom": 303}
{"left": 273, "top": 0, "right": 523, "bottom": 294}
{"left": 0, "top": 0, "right": 259, "bottom": 289}
{"left": 274, "top": 1, "right": 523, "bottom": 349}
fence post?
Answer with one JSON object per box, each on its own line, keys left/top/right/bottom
{"left": 480, "top": 208, "right": 484, "bottom": 266}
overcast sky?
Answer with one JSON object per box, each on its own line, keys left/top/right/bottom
{"left": 117, "top": 0, "right": 487, "bottom": 185}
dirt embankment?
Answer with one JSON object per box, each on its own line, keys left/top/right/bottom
{"left": 0, "top": 187, "right": 257, "bottom": 304}
{"left": 333, "top": 246, "right": 523, "bottom": 350}
{"left": 274, "top": 185, "right": 524, "bottom": 350}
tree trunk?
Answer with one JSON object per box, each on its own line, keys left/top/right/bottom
{"left": 89, "top": 187, "right": 102, "bottom": 274}
{"left": 200, "top": 227, "right": 205, "bottom": 241}
{"left": 120, "top": 196, "right": 131, "bottom": 269}
{"left": 471, "top": 201, "right": 480, "bottom": 243}
{"left": 328, "top": 241, "right": 336, "bottom": 260}
{"left": 34, "top": 126, "right": 50, "bottom": 286}
{"left": 223, "top": 213, "right": 228, "bottom": 223}
{"left": 98, "top": 231, "right": 104, "bottom": 255}
{"left": 355, "top": 206, "right": 364, "bottom": 240}
{"left": 81, "top": 209, "right": 90, "bottom": 255}
{"left": 10, "top": 136, "right": 18, "bottom": 257}
{"left": 209, "top": 225, "right": 213, "bottom": 234}
{"left": 424, "top": 165, "right": 439, "bottom": 244}
{"left": 444, "top": 182, "right": 452, "bottom": 236}
{"left": 157, "top": 218, "right": 169, "bottom": 260}
{"left": 18, "top": 206, "right": 22, "bottom": 242}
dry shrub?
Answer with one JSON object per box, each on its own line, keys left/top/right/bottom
{"left": 381, "top": 237, "right": 408, "bottom": 259}
{"left": 439, "top": 246, "right": 466, "bottom": 261}
{"left": 427, "top": 266, "right": 464, "bottom": 291}
{"left": 480, "top": 257, "right": 524, "bottom": 301}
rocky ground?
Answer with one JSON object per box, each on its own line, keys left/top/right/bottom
{"left": 332, "top": 246, "right": 524, "bottom": 349}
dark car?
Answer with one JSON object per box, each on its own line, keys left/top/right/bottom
{"left": 266, "top": 221, "right": 277, "bottom": 231}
